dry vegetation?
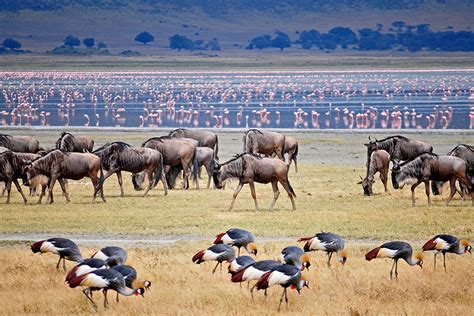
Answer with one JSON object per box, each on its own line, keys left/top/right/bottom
{"left": 0, "top": 242, "right": 472, "bottom": 315}
{"left": 0, "top": 129, "right": 473, "bottom": 314}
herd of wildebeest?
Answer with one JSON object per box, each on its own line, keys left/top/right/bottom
{"left": 0, "top": 129, "right": 473, "bottom": 208}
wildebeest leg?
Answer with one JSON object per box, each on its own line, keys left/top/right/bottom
{"left": 5, "top": 179, "right": 12, "bottom": 204}
{"left": 229, "top": 181, "right": 244, "bottom": 211}
{"left": 142, "top": 170, "right": 154, "bottom": 197}
{"left": 424, "top": 180, "right": 431, "bottom": 206}
{"left": 58, "top": 178, "right": 70, "bottom": 203}
{"left": 269, "top": 180, "right": 280, "bottom": 211}
{"left": 381, "top": 172, "right": 388, "bottom": 192}
{"left": 248, "top": 180, "right": 259, "bottom": 211}
{"left": 410, "top": 182, "right": 420, "bottom": 207}
{"left": 37, "top": 184, "right": 47, "bottom": 204}
{"left": 279, "top": 178, "right": 296, "bottom": 211}
{"left": 13, "top": 179, "right": 28, "bottom": 204}
{"left": 47, "top": 176, "right": 57, "bottom": 204}
{"left": 161, "top": 174, "right": 168, "bottom": 196}
{"left": 90, "top": 174, "right": 106, "bottom": 203}
{"left": 447, "top": 178, "right": 457, "bottom": 205}
{"left": 116, "top": 171, "right": 124, "bottom": 197}
{"left": 206, "top": 164, "right": 212, "bottom": 189}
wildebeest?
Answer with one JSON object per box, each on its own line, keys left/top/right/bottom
{"left": 0, "top": 151, "right": 43, "bottom": 203}
{"left": 56, "top": 132, "right": 94, "bottom": 152}
{"left": 138, "top": 136, "right": 198, "bottom": 189}
{"left": 23, "top": 149, "right": 106, "bottom": 204}
{"left": 283, "top": 136, "right": 298, "bottom": 172}
{"left": 365, "top": 135, "right": 432, "bottom": 167}
{"left": 213, "top": 153, "right": 296, "bottom": 211}
{"left": 358, "top": 149, "right": 390, "bottom": 196}
{"left": 0, "top": 134, "right": 40, "bottom": 153}
{"left": 391, "top": 153, "right": 472, "bottom": 206}
{"left": 94, "top": 142, "right": 166, "bottom": 197}
{"left": 169, "top": 128, "right": 219, "bottom": 159}
{"left": 243, "top": 129, "right": 286, "bottom": 160}
{"left": 432, "top": 144, "right": 474, "bottom": 199}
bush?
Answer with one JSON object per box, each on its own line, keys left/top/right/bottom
{"left": 83, "top": 38, "right": 95, "bottom": 48}
{"left": 135, "top": 32, "right": 154, "bottom": 45}
{"left": 64, "top": 35, "right": 80, "bottom": 48}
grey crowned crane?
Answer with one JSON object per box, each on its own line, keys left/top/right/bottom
{"left": 422, "top": 234, "right": 471, "bottom": 271}
{"left": 214, "top": 228, "right": 257, "bottom": 256}
{"left": 67, "top": 268, "right": 144, "bottom": 308}
{"left": 297, "top": 232, "right": 348, "bottom": 267}
{"left": 192, "top": 244, "right": 236, "bottom": 273}
{"left": 228, "top": 255, "right": 256, "bottom": 276}
{"left": 366, "top": 241, "right": 423, "bottom": 279}
{"left": 31, "top": 237, "right": 83, "bottom": 271}
{"left": 66, "top": 258, "right": 107, "bottom": 283}
{"left": 256, "top": 264, "right": 309, "bottom": 311}
{"left": 279, "top": 246, "right": 311, "bottom": 271}
{"left": 231, "top": 260, "right": 281, "bottom": 298}
{"left": 112, "top": 265, "right": 151, "bottom": 302}
{"left": 92, "top": 246, "right": 127, "bottom": 267}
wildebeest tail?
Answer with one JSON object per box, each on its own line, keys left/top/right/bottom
{"left": 152, "top": 153, "right": 164, "bottom": 188}
{"left": 293, "top": 142, "right": 298, "bottom": 172}
{"left": 214, "top": 135, "right": 219, "bottom": 159}
{"left": 281, "top": 135, "right": 286, "bottom": 161}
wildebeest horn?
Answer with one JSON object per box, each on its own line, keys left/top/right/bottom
{"left": 359, "top": 175, "right": 363, "bottom": 180}
{"left": 368, "top": 136, "right": 371, "bottom": 141}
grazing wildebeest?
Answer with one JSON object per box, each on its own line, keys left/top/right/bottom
{"left": 365, "top": 135, "right": 432, "bottom": 167}
{"left": 432, "top": 144, "right": 474, "bottom": 199}
{"left": 357, "top": 149, "right": 390, "bottom": 196}
{"left": 0, "top": 134, "right": 40, "bottom": 153}
{"left": 169, "top": 128, "right": 219, "bottom": 159}
{"left": 391, "top": 153, "right": 472, "bottom": 206}
{"left": 0, "top": 151, "right": 43, "bottom": 203}
{"left": 243, "top": 129, "right": 286, "bottom": 160}
{"left": 94, "top": 142, "right": 166, "bottom": 197}
{"left": 283, "top": 136, "right": 298, "bottom": 172}
{"left": 137, "top": 136, "right": 198, "bottom": 189}
{"left": 23, "top": 150, "right": 106, "bottom": 204}
{"left": 213, "top": 153, "right": 296, "bottom": 211}
{"left": 56, "top": 132, "right": 94, "bottom": 152}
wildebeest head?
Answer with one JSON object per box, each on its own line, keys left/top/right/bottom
{"left": 357, "top": 175, "right": 375, "bottom": 196}
{"left": 431, "top": 180, "right": 447, "bottom": 196}
{"left": 213, "top": 161, "right": 224, "bottom": 189}
{"left": 131, "top": 171, "right": 147, "bottom": 191}
{"left": 391, "top": 162, "right": 419, "bottom": 190}
{"left": 22, "top": 163, "right": 38, "bottom": 186}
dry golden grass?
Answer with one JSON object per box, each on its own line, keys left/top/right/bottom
{"left": 0, "top": 242, "right": 472, "bottom": 315}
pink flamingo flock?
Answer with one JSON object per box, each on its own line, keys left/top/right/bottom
{"left": 0, "top": 71, "right": 473, "bottom": 129}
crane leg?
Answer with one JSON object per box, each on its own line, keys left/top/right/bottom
{"left": 434, "top": 252, "right": 438, "bottom": 270}
{"left": 250, "top": 283, "right": 256, "bottom": 300}
{"left": 278, "top": 288, "right": 286, "bottom": 311}
{"left": 56, "top": 256, "right": 62, "bottom": 270}
{"left": 390, "top": 259, "right": 396, "bottom": 279}
{"left": 63, "top": 258, "right": 67, "bottom": 271}
{"left": 103, "top": 289, "right": 109, "bottom": 308}
{"left": 83, "top": 288, "right": 96, "bottom": 308}
{"left": 394, "top": 259, "right": 399, "bottom": 279}
{"left": 443, "top": 252, "right": 447, "bottom": 272}
{"left": 116, "top": 292, "right": 120, "bottom": 302}
{"left": 327, "top": 252, "right": 333, "bottom": 267}
{"left": 212, "top": 262, "right": 220, "bottom": 274}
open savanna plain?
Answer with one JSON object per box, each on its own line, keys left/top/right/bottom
{"left": 0, "top": 128, "right": 473, "bottom": 315}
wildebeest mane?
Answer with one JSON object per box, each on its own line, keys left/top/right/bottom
{"left": 0, "top": 134, "right": 12, "bottom": 147}
{"left": 219, "top": 153, "right": 261, "bottom": 167}
{"left": 447, "top": 144, "right": 474, "bottom": 155}
{"left": 56, "top": 132, "right": 75, "bottom": 151}
{"left": 169, "top": 128, "right": 187, "bottom": 136}
{"left": 245, "top": 129, "right": 264, "bottom": 135}
{"left": 142, "top": 136, "right": 169, "bottom": 146}
{"left": 373, "top": 135, "right": 409, "bottom": 143}
{"left": 398, "top": 152, "right": 438, "bottom": 167}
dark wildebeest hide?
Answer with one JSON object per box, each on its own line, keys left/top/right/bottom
{"left": 432, "top": 144, "right": 474, "bottom": 199}
{"left": 94, "top": 142, "right": 166, "bottom": 197}
{"left": 358, "top": 149, "right": 390, "bottom": 196}
{"left": 391, "top": 153, "right": 472, "bottom": 206}
{"left": 0, "top": 151, "right": 42, "bottom": 203}
{"left": 365, "top": 135, "right": 432, "bottom": 167}
{"left": 169, "top": 128, "right": 219, "bottom": 159}
{"left": 0, "top": 134, "right": 40, "bottom": 153}
{"left": 135, "top": 136, "right": 198, "bottom": 189}
{"left": 243, "top": 129, "right": 286, "bottom": 160}
{"left": 23, "top": 149, "right": 106, "bottom": 204}
{"left": 55, "top": 132, "right": 94, "bottom": 152}
{"left": 213, "top": 153, "right": 296, "bottom": 211}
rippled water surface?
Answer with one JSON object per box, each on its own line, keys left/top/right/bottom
{"left": 1, "top": 71, "right": 473, "bottom": 129}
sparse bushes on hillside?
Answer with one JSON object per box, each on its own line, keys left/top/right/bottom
{"left": 64, "top": 35, "right": 80, "bottom": 48}
{"left": 2, "top": 38, "right": 22, "bottom": 50}
{"left": 169, "top": 34, "right": 221, "bottom": 51}
{"left": 83, "top": 38, "right": 95, "bottom": 48}
{"left": 135, "top": 31, "right": 154, "bottom": 45}
{"left": 97, "top": 42, "right": 107, "bottom": 49}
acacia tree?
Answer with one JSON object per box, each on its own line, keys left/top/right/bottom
{"left": 271, "top": 31, "right": 291, "bottom": 51}
{"left": 83, "top": 38, "right": 95, "bottom": 48}
{"left": 2, "top": 38, "right": 21, "bottom": 50}
{"left": 135, "top": 31, "right": 154, "bottom": 45}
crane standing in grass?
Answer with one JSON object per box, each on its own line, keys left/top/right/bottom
{"left": 422, "top": 234, "right": 471, "bottom": 271}
{"left": 31, "top": 237, "right": 83, "bottom": 271}
{"left": 365, "top": 241, "right": 423, "bottom": 279}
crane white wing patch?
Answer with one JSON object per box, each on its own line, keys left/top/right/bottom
{"left": 268, "top": 271, "right": 291, "bottom": 287}
{"left": 310, "top": 238, "right": 329, "bottom": 251}
{"left": 81, "top": 273, "right": 109, "bottom": 288}
{"left": 92, "top": 250, "right": 108, "bottom": 261}
{"left": 434, "top": 238, "right": 450, "bottom": 250}
{"left": 243, "top": 266, "right": 265, "bottom": 281}
{"left": 376, "top": 248, "right": 398, "bottom": 258}
{"left": 40, "top": 241, "right": 59, "bottom": 254}
{"left": 202, "top": 249, "right": 220, "bottom": 261}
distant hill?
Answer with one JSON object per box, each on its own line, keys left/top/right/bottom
{"left": 0, "top": 0, "right": 472, "bottom": 54}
